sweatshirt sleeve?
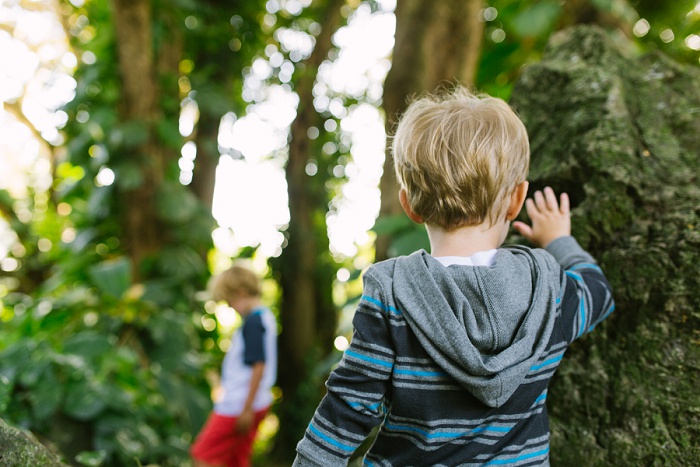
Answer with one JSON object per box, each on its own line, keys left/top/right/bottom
{"left": 293, "top": 272, "right": 395, "bottom": 466}
{"left": 545, "top": 236, "right": 615, "bottom": 343}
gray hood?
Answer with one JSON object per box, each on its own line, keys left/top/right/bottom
{"left": 393, "top": 246, "right": 561, "bottom": 408}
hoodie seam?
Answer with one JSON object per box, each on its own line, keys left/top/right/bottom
{"left": 474, "top": 273, "right": 501, "bottom": 352}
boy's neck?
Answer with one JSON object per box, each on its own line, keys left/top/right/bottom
{"left": 427, "top": 220, "right": 509, "bottom": 257}
{"left": 236, "top": 297, "right": 262, "bottom": 317}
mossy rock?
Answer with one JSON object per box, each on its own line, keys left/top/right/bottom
{"left": 0, "top": 417, "right": 68, "bottom": 466}
{"left": 510, "top": 25, "right": 700, "bottom": 465}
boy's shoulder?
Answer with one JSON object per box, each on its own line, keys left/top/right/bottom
{"left": 499, "top": 244, "right": 563, "bottom": 276}
{"left": 363, "top": 249, "right": 427, "bottom": 281}
{"left": 362, "top": 256, "right": 399, "bottom": 289}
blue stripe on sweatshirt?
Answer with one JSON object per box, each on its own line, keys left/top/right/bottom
{"left": 345, "top": 350, "right": 393, "bottom": 368}
{"left": 384, "top": 422, "right": 512, "bottom": 439}
{"left": 362, "top": 295, "right": 402, "bottom": 315}
{"left": 565, "top": 270, "right": 587, "bottom": 337}
{"left": 530, "top": 354, "right": 563, "bottom": 371}
{"left": 308, "top": 423, "right": 356, "bottom": 452}
{"left": 483, "top": 447, "right": 550, "bottom": 466}
{"left": 569, "top": 263, "right": 602, "bottom": 272}
{"left": 588, "top": 302, "right": 616, "bottom": 332}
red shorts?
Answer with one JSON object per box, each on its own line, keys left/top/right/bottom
{"left": 190, "top": 408, "right": 268, "bottom": 467}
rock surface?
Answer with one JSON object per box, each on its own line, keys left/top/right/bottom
{"left": 510, "top": 25, "right": 700, "bottom": 465}
{"left": 0, "top": 417, "right": 68, "bottom": 466}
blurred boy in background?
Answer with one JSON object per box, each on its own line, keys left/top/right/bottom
{"left": 191, "top": 265, "right": 277, "bottom": 467}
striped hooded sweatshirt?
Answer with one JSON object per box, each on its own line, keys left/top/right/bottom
{"left": 293, "top": 236, "right": 615, "bottom": 466}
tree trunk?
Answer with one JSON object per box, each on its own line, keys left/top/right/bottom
{"left": 510, "top": 25, "right": 700, "bottom": 465}
{"left": 111, "top": 0, "right": 169, "bottom": 279}
{"left": 190, "top": 112, "right": 219, "bottom": 211}
{"left": 273, "top": 0, "right": 345, "bottom": 456}
{"left": 375, "top": 0, "right": 484, "bottom": 261}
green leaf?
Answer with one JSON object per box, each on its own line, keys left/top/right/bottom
{"left": 109, "top": 121, "right": 149, "bottom": 149}
{"left": 195, "top": 85, "right": 234, "bottom": 117}
{"left": 371, "top": 214, "right": 413, "bottom": 235}
{"left": 174, "top": 209, "right": 215, "bottom": 250}
{"left": 38, "top": 308, "right": 72, "bottom": 332}
{"left": 88, "top": 257, "right": 131, "bottom": 299}
{"left": 148, "top": 309, "right": 192, "bottom": 356}
{"left": 389, "top": 227, "right": 430, "bottom": 257}
{"left": 156, "top": 118, "right": 182, "bottom": 149}
{"left": 140, "top": 279, "right": 177, "bottom": 306}
{"left": 63, "top": 332, "right": 115, "bottom": 362}
{"left": 0, "top": 340, "right": 35, "bottom": 383}
{"left": 156, "top": 246, "right": 206, "bottom": 280}
{"left": 114, "top": 427, "right": 145, "bottom": 457}
{"left": 101, "top": 378, "right": 134, "bottom": 410}
{"left": 156, "top": 372, "right": 212, "bottom": 432}
{"left": 75, "top": 450, "right": 107, "bottom": 467}
{"left": 135, "top": 423, "right": 161, "bottom": 448}
{"left": 64, "top": 380, "right": 108, "bottom": 420}
{"left": 28, "top": 366, "right": 63, "bottom": 420}
{"left": 0, "top": 188, "right": 14, "bottom": 210}
{"left": 19, "top": 358, "right": 51, "bottom": 387}
{"left": 68, "top": 228, "right": 99, "bottom": 253}
{"left": 0, "top": 374, "right": 11, "bottom": 412}
{"left": 511, "top": 2, "right": 562, "bottom": 38}
{"left": 113, "top": 162, "right": 144, "bottom": 190}
{"left": 156, "top": 182, "right": 200, "bottom": 224}
{"left": 87, "top": 185, "right": 111, "bottom": 219}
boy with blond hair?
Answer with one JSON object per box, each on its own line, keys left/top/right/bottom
{"left": 293, "top": 87, "right": 614, "bottom": 466}
{"left": 191, "top": 264, "right": 277, "bottom": 467}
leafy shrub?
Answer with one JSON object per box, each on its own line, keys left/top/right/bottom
{"left": 0, "top": 275, "right": 218, "bottom": 466}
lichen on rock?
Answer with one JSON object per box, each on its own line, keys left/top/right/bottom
{"left": 0, "top": 417, "right": 68, "bottom": 466}
{"left": 510, "top": 25, "right": 700, "bottom": 465}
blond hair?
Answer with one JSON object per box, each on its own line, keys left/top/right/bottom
{"left": 392, "top": 86, "right": 530, "bottom": 229}
{"left": 211, "top": 264, "right": 262, "bottom": 301}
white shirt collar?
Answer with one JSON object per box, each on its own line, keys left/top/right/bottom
{"left": 432, "top": 249, "right": 498, "bottom": 267}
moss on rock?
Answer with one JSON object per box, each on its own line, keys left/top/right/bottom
{"left": 0, "top": 417, "right": 68, "bottom": 466}
{"left": 510, "top": 25, "right": 700, "bottom": 465}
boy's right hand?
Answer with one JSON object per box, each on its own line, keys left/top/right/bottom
{"left": 512, "top": 186, "right": 571, "bottom": 248}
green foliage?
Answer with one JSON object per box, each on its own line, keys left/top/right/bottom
{"left": 372, "top": 214, "right": 429, "bottom": 257}
{"left": 510, "top": 1, "right": 562, "bottom": 38}
{"left": 2, "top": 0, "right": 272, "bottom": 462}
{"left": 87, "top": 258, "right": 131, "bottom": 299}
{"left": 632, "top": 0, "right": 700, "bottom": 65}
{"left": 156, "top": 182, "right": 202, "bottom": 225}
{"left": 0, "top": 288, "right": 217, "bottom": 466}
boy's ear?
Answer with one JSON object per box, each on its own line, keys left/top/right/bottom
{"left": 506, "top": 181, "right": 529, "bottom": 221}
{"left": 399, "top": 188, "right": 424, "bottom": 224}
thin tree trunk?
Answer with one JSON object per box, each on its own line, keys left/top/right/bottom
{"left": 274, "top": 0, "right": 345, "bottom": 455}
{"left": 281, "top": 0, "right": 344, "bottom": 370}
{"left": 190, "top": 112, "right": 219, "bottom": 211}
{"left": 375, "top": 0, "right": 484, "bottom": 261}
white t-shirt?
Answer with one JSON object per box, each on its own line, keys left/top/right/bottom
{"left": 214, "top": 307, "right": 278, "bottom": 416}
{"left": 433, "top": 249, "right": 498, "bottom": 267}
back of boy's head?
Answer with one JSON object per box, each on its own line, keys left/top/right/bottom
{"left": 392, "top": 86, "right": 530, "bottom": 229}
{"left": 211, "top": 264, "right": 262, "bottom": 302}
